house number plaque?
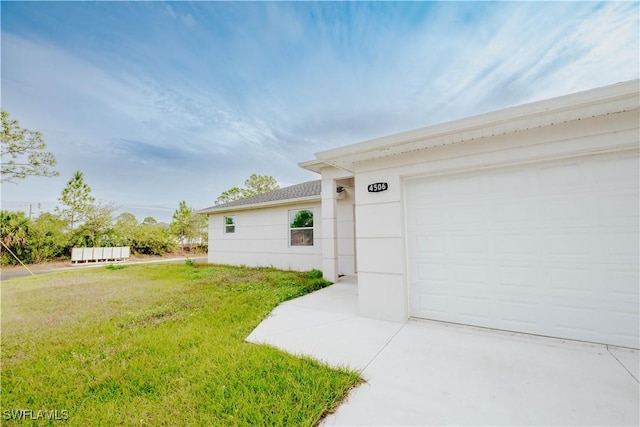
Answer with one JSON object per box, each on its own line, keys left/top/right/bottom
{"left": 367, "top": 182, "right": 388, "bottom": 193}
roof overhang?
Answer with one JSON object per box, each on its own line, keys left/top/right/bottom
{"left": 198, "top": 194, "right": 321, "bottom": 215}
{"left": 300, "top": 79, "right": 639, "bottom": 173}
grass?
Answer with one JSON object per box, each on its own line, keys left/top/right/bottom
{"left": 1, "top": 263, "right": 362, "bottom": 426}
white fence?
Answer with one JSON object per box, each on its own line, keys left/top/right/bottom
{"left": 71, "top": 247, "right": 130, "bottom": 264}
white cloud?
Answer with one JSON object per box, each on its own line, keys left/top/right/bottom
{"left": 1, "top": 1, "right": 638, "bottom": 222}
{"left": 181, "top": 14, "right": 196, "bottom": 28}
{"left": 165, "top": 5, "right": 176, "bottom": 20}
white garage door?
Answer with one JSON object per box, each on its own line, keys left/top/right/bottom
{"left": 405, "top": 150, "right": 639, "bottom": 348}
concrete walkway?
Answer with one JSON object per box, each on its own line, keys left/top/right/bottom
{"left": 247, "top": 277, "right": 640, "bottom": 426}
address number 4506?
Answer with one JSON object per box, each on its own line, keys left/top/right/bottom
{"left": 367, "top": 182, "right": 388, "bottom": 193}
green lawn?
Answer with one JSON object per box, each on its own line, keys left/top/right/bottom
{"left": 1, "top": 263, "right": 361, "bottom": 426}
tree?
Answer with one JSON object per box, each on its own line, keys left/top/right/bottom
{"left": 116, "top": 212, "right": 137, "bottom": 225}
{"left": 56, "top": 171, "right": 95, "bottom": 231}
{"left": 114, "top": 212, "right": 138, "bottom": 245}
{"left": 171, "top": 201, "right": 195, "bottom": 252}
{"left": 243, "top": 174, "right": 279, "bottom": 198}
{"left": 142, "top": 216, "right": 157, "bottom": 225}
{"left": 110, "top": 213, "right": 176, "bottom": 255}
{"left": 1, "top": 110, "right": 58, "bottom": 183}
{"left": 215, "top": 187, "right": 243, "bottom": 205}
{"left": 291, "top": 209, "right": 313, "bottom": 228}
{"left": 0, "top": 210, "right": 31, "bottom": 265}
{"left": 29, "top": 213, "right": 70, "bottom": 263}
{"left": 72, "top": 202, "right": 116, "bottom": 247}
{"left": 215, "top": 174, "right": 279, "bottom": 205}
{"left": 133, "top": 217, "right": 175, "bottom": 255}
{"left": 170, "top": 201, "right": 206, "bottom": 252}
{"left": 116, "top": 212, "right": 138, "bottom": 231}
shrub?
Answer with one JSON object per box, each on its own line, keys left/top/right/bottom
{"left": 308, "top": 269, "right": 323, "bottom": 279}
{"left": 1, "top": 210, "right": 32, "bottom": 265}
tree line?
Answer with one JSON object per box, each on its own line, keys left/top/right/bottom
{"left": 1, "top": 110, "right": 280, "bottom": 266}
{"left": 1, "top": 110, "right": 208, "bottom": 265}
{"left": 1, "top": 170, "right": 207, "bottom": 265}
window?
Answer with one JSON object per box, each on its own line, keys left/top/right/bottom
{"left": 290, "top": 209, "right": 313, "bottom": 246}
{"left": 224, "top": 216, "right": 235, "bottom": 234}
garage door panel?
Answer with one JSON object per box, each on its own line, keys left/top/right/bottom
{"left": 547, "top": 267, "right": 597, "bottom": 295}
{"left": 415, "top": 236, "right": 446, "bottom": 254}
{"left": 602, "top": 233, "right": 639, "bottom": 258}
{"left": 537, "top": 161, "right": 585, "bottom": 190}
{"left": 445, "top": 294, "right": 543, "bottom": 330}
{"left": 493, "top": 234, "right": 536, "bottom": 255}
{"left": 410, "top": 179, "right": 443, "bottom": 198}
{"left": 550, "top": 303, "right": 598, "bottom": 333}
{"left": 594, "top": 155, "right": 639, "bottom": 188}
{"left": 607, "top": 268, "right": 640, "bottom": 299}
{"left": 498, "top": 265, "right": 538, "bottom": 289}
{"left": 493, "top": 201, "right": 534, "bottom": 224}
{"left": 610, "top": 308, "right": 640, "bottom": 343}
{"left": 415, "top": 262, "right": 446, "bottom": 281}
{"left": 415, "top": 291, "right": 448, "bottom": 315}
{"left": 454, "top": 264, "right": 490, "bottom": 286}
{"left": 448, "top": 175, "right": 483, "bottom": 195}
{"left": 406, "top": 150, "right": 639, "bottom": 348}
{"left": 487, "top": 168, "right": 531, "bottom": 193}
{"left": 496, "top": 299, "right": 540, "bottom": 327}
{"left": 452, "top": 234, "right": 487, "bottom": 254}
{"left": 598, "top": 195, "right": 639, "bottom": 225}
{"left": 455, "top": 295, "right": 491, "bottom": 321}
{"left": 544, "top": 233, "right": 592, "bottom": 257}
{"left": 451, "top": 205, "right": 486, "bottom": 224}
{"left": 541, "top": 196, "right": 590, "bottom": 225}
{"left": 411, "top": 206, "right": 445, "bottom": 227}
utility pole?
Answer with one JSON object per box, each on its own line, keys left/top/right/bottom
{"left": 29, "top": 204, "right": 32, "bottom": 220}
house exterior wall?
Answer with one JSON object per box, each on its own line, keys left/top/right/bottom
{"left": 337, "top": 186, "right": 356, "bottom": 276}
{"left": 207, "top": 194, "right": 356, "bottom": 276}
{"left": 350, "top": 109, "right": 639, "bottom": 323}
{"left": 207, "top": 201, "right": 323, "bottom": 272}
{"left": 316, "top": 167, "right": 357, "bottom": 280}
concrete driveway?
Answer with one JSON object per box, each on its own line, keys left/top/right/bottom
{"left": 247, "top": 277, "right": 639, "bottom": 426}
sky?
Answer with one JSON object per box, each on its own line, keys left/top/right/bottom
{"left": 1, "top": 1, "right": 638, "bottom": 223}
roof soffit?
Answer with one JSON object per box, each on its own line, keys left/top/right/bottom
{"left": 309, "top": 80, "right": 640, "bottom": 172}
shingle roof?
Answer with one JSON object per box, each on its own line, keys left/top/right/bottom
{"left": 200, "top": 180, "right": 321, "bottom": 213}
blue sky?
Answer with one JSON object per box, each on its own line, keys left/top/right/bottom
{"left": 2, "top": 1, "right": 638, "bottom": 223}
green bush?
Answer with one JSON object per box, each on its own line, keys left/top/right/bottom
{"left": 1, "top": 210, "right": 33, "bottom": 265}
{"left": 0, "top": 209, "right": 182, "bottom": 265}
{"left": 308, "top": 269, "right": 323, "bottom": 279}
{"left": 29, "top": 213, "right": 71, "bottom": 262}
{"left": 131, "top": 224, "right": 177, "bottom": 255}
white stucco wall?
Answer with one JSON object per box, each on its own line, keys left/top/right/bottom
{"left": 318, "top": 169, "right": 356, "bottom": 280}
{"left": 351, "top": 109, "right": 639, "bottom": 323}
{"left": 337, "top": 190, "right": 356, "bottom": 276}
{"left": 208, "top": 201, "right": 323, "bottom": 272}
{"left": 207, "top": 195, "right": 356, "bottom": 276}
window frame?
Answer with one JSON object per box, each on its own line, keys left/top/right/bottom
{"left": 224, "top": 216, "right": 235, "bottom": 234}
{"left": 289, "top": 208, "right": 314, "bottom": 247}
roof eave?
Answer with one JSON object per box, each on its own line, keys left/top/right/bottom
{"left": 199, "top": 194, "right": 321, "bottom": 215}
{"left": 309, "top": 79, "right": 640, "bottom": 170}
{"left": 298, "top": 159, "right": 325, "bottom": 173}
